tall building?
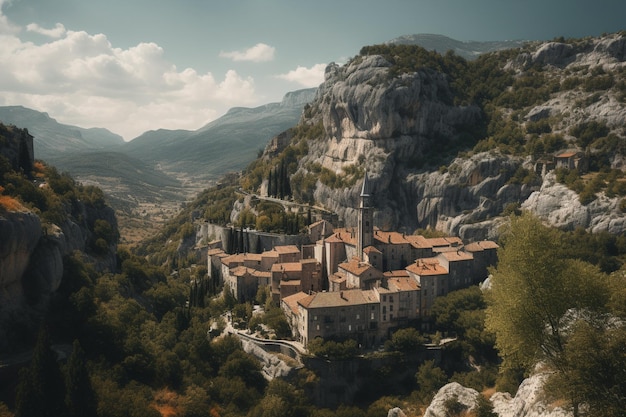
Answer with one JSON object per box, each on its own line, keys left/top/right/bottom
{"left": 357, "top": 171, "right": 373, "bottom": 261}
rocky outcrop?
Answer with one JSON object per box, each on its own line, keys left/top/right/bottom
{"left": 0, "top": 211, "right": 41, "bottom": 308}
{"left": 423, "top": 382, "right": 479, "bottom": 417}
{"left": 280, "top": 33, "right": 626, "bottom": 238}
{"left": 417, "top": 373, "right": 572, "bottom": 417}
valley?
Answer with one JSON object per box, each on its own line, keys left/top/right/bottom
{"left": 1, "top": 32, "right": 626, "bottom": 417}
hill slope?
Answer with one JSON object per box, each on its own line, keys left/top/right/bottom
{"left": 124, "top": 88, "right": 317, "bottom": 182}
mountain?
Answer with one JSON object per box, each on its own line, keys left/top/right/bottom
{"left": 0, "top": 105, "right": 125, "bottom": 164}
{"left": 230, "top": 32, "right": 626, "bottom": 241}
{"left": 386, "top": 33, "right": 527, "bottom": 60}
{"left": 124, "top": 88, "right": 317, "bottom": 182}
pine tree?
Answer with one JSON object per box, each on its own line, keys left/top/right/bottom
{"left": 65, "top": 340, "right": 97, "bottom": 417}
{"left": 268, "top": 169, "right": 273, "bottom": 197}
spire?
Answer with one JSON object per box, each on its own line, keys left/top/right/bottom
{"left": 360, "top": 170, "right": 372, "bottom": 198}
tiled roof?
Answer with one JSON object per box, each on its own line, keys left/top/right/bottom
{"left": 406, "top": 259, "right": 448, "bottom": 276}
{"left": 207, "top": 248, "right": 226, "bottom": 256}
{"left": 383, "top": 270, "right": 410, "bottom": 279}
{"left": 388, "top": 277, "right": 420, "bottom": 292}
{"left": 363, "top": 245, "right": 382, "bottom": 254}
{"left": 282, "top": 291, "right": 310, "bottom": 314}
{"left": 275, "top": 245, "right": 300, "bottom": 254}
{"left": 230, "top": 266, "right": 249, "bottom": 276}
{"left": 556, "top": 151, "right": 578, "bottom": 158}
{"left": 222, "top": 253, "right": 245, "bottom": 266}
{"left": 404, "top": 234, "right": 433, "bottom": 249}
{"left": 332, "top": 228, "right": 357, "bottom": 245}
{"left": 464, "top": 240, "right": 499, "bottom": 252}
{"left": 271, "top": 262, "right": 303, "bottom": 273}
{"left": 438, "top": 250, "right": 474, "bottom": 262}
{"left": 298, "top": 289, "right": 374, "bottom": 309}
{"left": 339, "top": 258, "right": 383, "bottom": 279}
{"left": 373, "top": 230, "right": 410, "bottom": 245}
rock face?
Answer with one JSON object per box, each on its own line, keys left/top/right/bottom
{"left": 282, "top": 33, "right": 626, "bottom": 238}
{"left": 491, "top": 373, "right": 571, "bottom": 417}
{"left": 423, "top": 382, "right": 479, "bottom": 417}
{"left": 418, "top": 373, "right": 572, "bottom": 417}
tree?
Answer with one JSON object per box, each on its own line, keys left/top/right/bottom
{"left": 65, "top": 340, "right": 97, "bottom": 417}
{"left": 485, "top": 213, "right": 610, "bottom": 372}
{"left": 15, "top": 326, "right": 67, "bottom": 417}
{"left": 485, "top": 213, "right": 613, "bottom": 415}
{"left": 415, "top": 360, "right": 448, "bottom": 403}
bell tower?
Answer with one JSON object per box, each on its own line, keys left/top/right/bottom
{"left": 357, "top": 171, "right": 373, "bottom": 261}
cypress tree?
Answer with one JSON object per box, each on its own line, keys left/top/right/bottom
{"left": 65, "top": 340, "right": 97, "bottom": 417}
{"left": 268, "top": 169, "right": 273, "bottom": 197}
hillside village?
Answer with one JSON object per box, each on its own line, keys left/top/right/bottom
{"left": 207, "top": 173, "right": 498, "bottom": 349}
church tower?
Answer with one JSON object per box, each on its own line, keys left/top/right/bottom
{"left": 357, "top": 171, "right": 373, "bottom": 261}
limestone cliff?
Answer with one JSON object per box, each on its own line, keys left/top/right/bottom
{"left": 275, "top": 33, "right": 626, "bottom": 238}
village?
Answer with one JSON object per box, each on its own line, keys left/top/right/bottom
{"left": 205, "top": 173, "right": 499, "bottom": 350}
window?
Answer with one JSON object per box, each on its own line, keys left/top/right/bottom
{"left": 313, "top": 315, "right": 318, "bottom": 321}
{"left": 382, "top": 306, "right": 386, "bottom": 314}
{"left": 390, "top": 305, "right": 394, "bottom": 312}
{"left": 390, "top": 296, "right": 394, "bottom": 302}
{"left": 382, "top": 295, "right": 387, "bottom": 302}
{"left": 371, "top": 312, "right": 374, "bottom": 320}
{"left": 316, "top": 324, "right": 320, "bottom": 331}
{"left": 356, "top": 314, "right": 360, "bottom": 320}
{"left": 348, "top": 324, "right": 352, "bottom": 331}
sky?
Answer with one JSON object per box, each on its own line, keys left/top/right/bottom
{"left": 0, "top": 0, "right": 623, "bottom": 141}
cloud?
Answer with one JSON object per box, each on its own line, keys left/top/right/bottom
{"left": 26, "top": 22, "right": 66, "bottom": 38}
{"left": 277, "top": 63, "right": 326, "bottom": 87}
{"left": 219, "top": 43, "right": 275, "bottom": 62}
{"left": 0, "top": 8, "right": 263, "bottom": 140}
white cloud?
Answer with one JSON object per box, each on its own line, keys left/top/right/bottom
{"left": 219, "top": 43, "right": 275, "bottom": 62}
{"left": 26, "top": 22, "right": 66, "bottom": 38}
{"left": 0, "top": 6, "right": 264, "bottom": 140}
{"left": 277, "top": 63, "right": 326, "bottom": 87}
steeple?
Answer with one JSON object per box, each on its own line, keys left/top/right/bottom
{"left": 357, "top": 171, "right": 373, "bottom": 261}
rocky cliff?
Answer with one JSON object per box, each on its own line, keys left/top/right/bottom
{"left": 273, "top": 33, "right": 626, "bottom": 239}
{"left": 0, "top": 124, "right": 118, "bottom": 344}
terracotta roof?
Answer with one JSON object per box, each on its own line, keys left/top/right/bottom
{"left": 244, "top": 253, "right": 262, "bottom": 261}
{"left": 298, "top": 289, "right": 374, "bottom": 309}
{"left": 363, "top": 245, "right": 382, "bottom": 254}
{"left": 271, "top": 262, "right": 303, "bottom": 273}
{"left": 388, "top": 277, "right": 420, "bottom": 292}
{"left": 373, "top": 230, "right": 410, "bottom": 245}
{"left": 424, "top": 236, "right": 462, "bottom": 248}
{"left": 230, "top": 266, "right": 249, "bottom": 276}
{"left": 207, "top": 248, "right": 226, "bottom": 256}
{"left": 324, "top": 235, "right": 344, "bottom": 244}
{"left": 332, "top": 228, "right": 357, "bottom": 245}
{"left": 383, "top": 270, "right": 410, "bottom": 279}
{"left": 406, "top": 259, "right": 448, "bottom": 276}
{"left": 438, "top": 250, "right": 474, "bottom": 262}
{"left": 222, "top": 253, "right": 245, "bottom": 266}
{"left": 339, "top": 258, "right": 383, "bottom": 279}
{"left": 282, "top": 291, "right": 310, "bottom": 314}
{"left": 261, "top": 250, "right": 280, "bottom": 258}
{"left": 281, "top": 279, "right": 301, "bottom": 287}
{"left": 464, "top": 240, "right": 499, "bottom": 252}
{"left": 404, "top": 234, "right": 433, "bottom": 249}
{"left": 361, "top": 290, "right": 379, "bottom": 303}
{"left": 275, "top": 245, "right": 300, "bottom": 254}
{"left": 251, "top": 270, "right": 271, "bottom": 279}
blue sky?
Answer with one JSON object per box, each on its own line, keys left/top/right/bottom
{"left": 0, "top": 0, "right": 623, "bottom": 140}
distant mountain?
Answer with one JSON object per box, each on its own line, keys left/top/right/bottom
{"left": 0, "top": 105, "right": 125, "bottom": 164}
{"left": 386, "top": 33, "right": 527, "bottom": 60}
{"left": 51, "top": 151, "right": 183, "bottom": 208}
{"left": 124, "top": 88, "right": 317, "bottom": 181}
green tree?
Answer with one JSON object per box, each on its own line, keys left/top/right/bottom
{"left": 65, "top": 339, "right": 97, "bottom": 417}
{"left": 485, "top": 213, "right": 610, "bottom": 372}
{"left": 415, "top": 360, "right": 448, "bottom": 403}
